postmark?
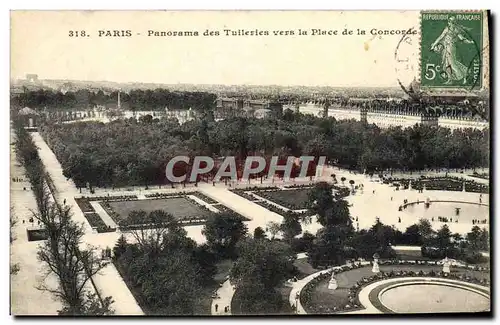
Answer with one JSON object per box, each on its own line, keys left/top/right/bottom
{"left": 394, "top": 27, "right": 420, "bottom": 97}
{"left": 420, "top": 11, "right": 483, "bottom": 89}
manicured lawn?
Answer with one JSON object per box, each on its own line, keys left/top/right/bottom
{"left": 255, "top": 188, "right": 311, "bottom": 209}
{"left": 107, "top": 197, "right": 208, "bottom": 222}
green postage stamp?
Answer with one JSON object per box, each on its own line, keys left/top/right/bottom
{"left": 420, "top": 11, "right": 483, "bottom": 89}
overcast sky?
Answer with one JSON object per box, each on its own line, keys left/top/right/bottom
{"left": 11, "top": 11, "right": 421, "bottom": 87}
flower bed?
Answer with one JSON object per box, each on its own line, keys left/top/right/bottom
{"left": 75, "top": 197, "right": 94, "bottom": 213}
{"left": 470, "top": 171, "right": 489, "bottom": 180}
{"left": 386, "top": 176, "right": 489, "bottom": 193}
{"left": 253, "top": 200, "right": 309, "bottom": 218}
{"left": 26, "top": 228, "right": 49, "bottom": 241}
{"left": 237, "top": 185, "right": 279, "bottom": 191}
{"left": 254, "top": 188, "right": 311, "bottom": 210}
{"left": 213, "top": 204, "right": 251, "bottom": 221}
{"left": 230, "top": 189, "right": 260, "bottom": 201}
{"left": 87, "top": 195, "right": 138, "bottom": 201}
{"left": 100, "top": 201, "right": 123, "bottom": 225}
{"left": 300, "top": 262, "right": 366, "bottom": 314}
{"left": 348, "top": 270, "right": 490, "bottom": 310}
{"left": 144, "top": 191, "right": 189, "bottom": 199}
{"left": 84, "top": 212, "right": 116, "bottom": 233}
{"left": 190, "top": 192, "right": 218, "bottom": 204}
{"left": 300, "top": 259, "right": 490, "bottom": 314}
{"left": 283, "top": 184, "right": 314, "bottom": 189}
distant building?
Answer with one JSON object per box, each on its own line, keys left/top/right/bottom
{"left": 26, "top": 74, "right": 38, "bottom": 83}
{"left": 215, "top": 98, "right": 244, "bottom": 119}
{"left": 215, "top": 97, "right": 283, "bottom": 119}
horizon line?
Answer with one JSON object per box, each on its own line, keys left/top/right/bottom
{"left": 11, "top": 77, "right": 405, "bottom": 90}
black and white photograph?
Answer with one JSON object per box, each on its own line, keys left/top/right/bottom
{"left": 9, "top": 10, "right": 491, "bottom": 316}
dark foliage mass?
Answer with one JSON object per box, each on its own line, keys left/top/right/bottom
{"left": 13, "top": 88, "right": 217, "bottom": 112}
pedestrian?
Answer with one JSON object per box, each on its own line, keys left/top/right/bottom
{"left": 390, "top": 197, "right": 393, "bottom": 201}
{"left": 224, "top": 306, "right": 228, "bottom": 313}
{"left": 215, "top": 304, "right": 218, "bottom": 312}
{"left": 63, "top": 198, "right": 66, "bottom": 205}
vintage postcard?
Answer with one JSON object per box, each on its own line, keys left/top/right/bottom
{"left": 10, "top": 10, "right": 490, "bottom": 316}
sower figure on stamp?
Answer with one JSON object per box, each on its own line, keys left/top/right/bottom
{"left": 430, "top": 16, "right": 474, "bottom": 85}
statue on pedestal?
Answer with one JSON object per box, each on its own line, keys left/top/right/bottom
{"left": 328, "top": 272, "right": 338, "bottom": 290}
{"left": 372, "top": 253, "right": 380, "bottom": 273}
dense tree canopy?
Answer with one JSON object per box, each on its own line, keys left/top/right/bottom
{"left": 306, "top": 182, "right": 355, "bottom": 267}
{"left": 230, "top": 238, "right": 296, "bottom": 314}
{"left": 114, "top": 221, "right": 217, "bottom": 314}
{"left": 202, "top": 213, "right": 248, "bottom": 258}
{"left": 13, "top": 89, "right": 217, "bottom": 112}
{"left": 39, "top": 112, "right": 489, "bottom": 188}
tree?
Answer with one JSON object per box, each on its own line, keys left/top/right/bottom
{"left": 306, "top": 182, "right": 354, "bottom": 267}
{"left": 418, "top": 218, "right": 435, "bottom": 244}
{"left": 434, "top": 224, "right": 452, "bottom": 253}
{"left": 115, "top": 225, "right": 205, "bottom": 315}
{"left": 192, "top": 244, "right": 218, "bottom": 285}
{"left": 120, "top": 210, "right": 178, "bottom": 255}
{"left": 308, "top": 182, "right": 351, "bottom": 227}
{"left": 253, "top": 226, "right": 267, "bottom": 240}
{"left": 137, "top": 249, "right": 202, "bottom": 315}
{"left": 466, "top": 226, "right": 488, "bottom": 251}
{"left": 113, "top": 234, "right": 128, "bottom": 259}
{"left": 202, "top": 213, "right": 248, "bottom": 258}
{"left": 266, "top": 221, "right": 281, "bottom": 240}
{"left": 230, "top": 238, "right": 295, "bottom": 314}
{"left": 280, "top": 213, "right": 302, "bottom": 243}
{"left": 478, "top": 228, "right": 489, "bottom": 251}
{"left": 35, "top": 203, "right": 113, "bottom": 315}
{"left": 402, "top": 224, "right": 423, "bottom": 245}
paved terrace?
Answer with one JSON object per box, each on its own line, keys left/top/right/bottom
{"left": 30, "top": 132, "right": 144, "bottom": 315}
{"left": 10, "top": 130, "right": 62, "bottom": 315}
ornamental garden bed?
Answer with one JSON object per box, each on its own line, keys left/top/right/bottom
{"left": 75, "top": 197, "right": 94, "bottom": 213}
{"left": 74, "top": 196, "right": 116, "bottom": 232}
{"left": 253, "top": 200, "right": 310, "bottom": 219}
{"left": 211, "top": 204, "right": 251, "bottom": 221}
{"left": 253, "top": 188, "right": 312, "bottom": 210}
{"left": 300, "top": 261, "right": 490, "bottom": 314}
{"left": 102, "top": 195, "right": 249, "bottom": 228}
{"left": 145, "top": 191, "right": 190, "bottom": 199}
{"left": 387, "top": 176, "right": 489, "bottom": 193}
{"left": 84, "top": 212, "right": 116, "bottom": 233}
{"left": 230, "top": 189, "right": 261, "bottom": 202}
{"left": 190, "top": 192, "right": 218, "bottom": 204}
{"left": 26, "top": 228, "right": 49, "bottom": 241}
